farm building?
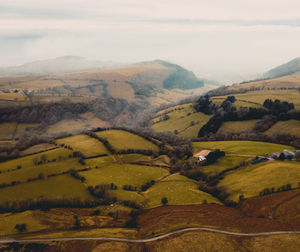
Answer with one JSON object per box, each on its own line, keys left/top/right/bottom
{"left": 193, "top": 150, "right": 212, "bottom": 164}
{"left": 193, "top": 150, "right": 211, "bottom": 159}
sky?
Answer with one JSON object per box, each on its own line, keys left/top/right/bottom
{"left": 1, "top": 0, "right": 300, "bottom": 83}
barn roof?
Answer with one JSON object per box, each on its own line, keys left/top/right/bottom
{"left": 193, "top": 150, "right": 212, "bottom": 158}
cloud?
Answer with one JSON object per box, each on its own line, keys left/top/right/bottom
{"left": 1, "top": 0, "right": 300, "bottom": 81}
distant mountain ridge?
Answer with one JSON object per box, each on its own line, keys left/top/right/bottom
{"left": 0, "top": 56, "right": 120, "bottom": 76}
{"left": 263, "top": 57, "right": 300, "bottom": 79}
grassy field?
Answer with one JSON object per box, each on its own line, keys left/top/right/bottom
{"left": 0, "top": 140, "right": 17, "bottom": 148}
{"left": 218, "top": 161, "right": 300, "bottom": 201}
{"left": 0, "top": 123, "right": 16, "bottom": 139}
{"left": 211, "top": 98, "right": 263, "bottom": 109}
{"left": 200, "top": 156, "right": 249, "bottom": 176}
{"left": 228, "top": 72, "right": 300, "bottom": 90}
{"left": 193, "top": 141, "right": 295, "bottom": 156}
{"left": 56, "top": 135, "right": 109, "bottom": 157}
{"left": 46, "top": 119, "right": 88, "bottom": 135}
{"left": 14, "top": 123, "right": 39, "bottom": 138}
{"left": 0, "top": 211, "right": 46, "bottom": 236}
{"left": 21, "top": 143, "right": 57, "bottom": 156}
{"left": 152, "top": 104, "right": 212, "bottom": 137}
{"left": 143, "top": 173, "right": 221, "bottom": 208}
{"left": 95, "top": 130, "right": 159, "bottom": 151}
{"left": 80, "top": 163, "right": 169, "bottom": 189}
{"left": 0, "top": 147, "right": 73, "bottom": 173}
{"left": 212, "top": 89, "right": 300, "bottom": 110}
{"left": 0, "top": 158, "right": 84, "bottom": 185}
{"left": 266, "top": 120, "right": 300, "bottom": 137}
{"left": 0, "top": 175, "right": 95, "bottom": 204}
{"left": 217, "top": 120, "right": 258, "bottom": 134}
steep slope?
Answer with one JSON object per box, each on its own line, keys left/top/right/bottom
{"left": 263, "top": 57, "right": 300, "bottom": 79}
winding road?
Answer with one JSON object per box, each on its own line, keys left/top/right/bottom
{"left": 1, "top": 227, "right": 300, "bottom": 244}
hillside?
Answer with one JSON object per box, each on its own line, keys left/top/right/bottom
{"left": 0, "top": 129, "right": 299, "bottom": 250}
{"left": 0, "top": 56, "right": 119, "bottom": 76}
{"left": 263, "top": 57, "right": 300, "bottom": 79}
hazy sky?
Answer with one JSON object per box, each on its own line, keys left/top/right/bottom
{"left": 1, "top": 0, "right": 300, "bottom": 82}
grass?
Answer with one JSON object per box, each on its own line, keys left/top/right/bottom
{"left": 0, "top": 123, "right": 16, "bottom": 139}
{"left": 0, "top": 175, "right": 95, "bottom": 204}
{"left": 0, "top": 148, "right": 73, "bottom": 173}
{"left": 0, "top": 211, "right": 46, "bottom": 236}
{"left": 14, "top": 123, "right": 39, "bottom": 138}
{"left": 95, "top": 130, "right": 159, "bottom": 151}
{"left": 152, "top": 103, "right": 212, "bottom": 137}
{"left": 0, "top": 140, "right": 17, "bottom": 148}
{"left": 212, "top": 90, "right": 300, "bottom": 110}
{"left": 200, "top": 156, "right": 249, "bottom": 176}
{"left": 0, "top": 158, "right": 84, "bottom": 185}
{"left": 143, "top": 173, "right": 221, "bottom": 208}
{"left": 218, "top": 161, "right": 300, "bottom": 201}
{"left": 46, "top": 119, "right": 87, "bottom": 135}
{"left": 21, "top": 143, "right": 57, "bottom": 156}
{"left": 80, "top": 163, "right": 169, "bottom": 189}
{"left": 217, "top": 120, "right": 259, "bottom": 134}
{"left": 193, "top": 141, "right": 295, "bottom": 156}
{"left": 266, "top": 120, "right": 300, "bottom": 137}
{"left": 56, "top": 134, "right": 110, "bottom": 157}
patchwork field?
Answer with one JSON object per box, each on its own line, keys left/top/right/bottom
{"left": 21, "top": 143, "right": 57, "bottom": 156}
{"left": 266, "top": 120, "right": 300, "bottom": 137}
{"left": 0, "top": 147, "right": 73, "bottom": 172}
{"left": 218, "top": 161, "right": 300, "bottom": 201}
{"left": 193, "top": 141, "right": 295, "bottom": 156}
{"left": 212, "top": 89, "right": 300, "bottom": 110}
{"left": 95, "top": 130, "right": 159, "bottom": 151}
{"left": 200, "top": 156, "right": 249, "bottom": 177}
{"left": 56, "top": 134, "right": 109, "bottom": 157}
{"left": 0, "top": 123, "right": 16, "bottom": 139}
{"left": 0, "top": 158, "right": 83, "bottom": 185}
{"left": 152, "top": 103, "right": 212, "bottom": 137}
{"left": 0, "top": 175, "right": 95, "bottom": 204}
{"left": 217, "top": 120, "right": 258, "bottom": 134}
{"left": 80, "top": 163, "right": 169, "bottom": 189}
{"left": 143, "top": 173, "right": 221, "bottom": 208}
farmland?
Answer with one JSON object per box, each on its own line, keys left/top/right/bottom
{"left": 0, "top": 147, "right": 73, "bottom": 172}
{"left": 56, "top": 134, "right": 110, "bottom": 157}
{"left": 218, "top": 161, "right": 300, "bottom": 201}
{"left": 199, "top": 156, "right": 249, "bottom": 176}
{"left": 95, "top": 130, "right": 159, "bottom": 151}
{"left": 21, "top": 143, "right": 57, "bottom": 156}
{"left": 152, "top": 103, "right": 212, "bottom": 137}
{"left": 80, "top": 163, "right": 169, "bottom": 189}
{"left": 193, "top": 141, "right": 295, "bottom": 156}
{"left": 0, "top": 175, "right": 95, "bottom": 204}
{"left": 0, "top": 158, "right": 83, "bottom": 185}
{"left": 266, "top": 120, "right": 300, "bottom": 137}
{"left": 212, "top": 89, "right": 300, "bottom": 109}
{"left": 143, "top": 173, "right": 221, "bottom": 208}
{"left": 217, "top": 120, "right": 258, "bottom": 134}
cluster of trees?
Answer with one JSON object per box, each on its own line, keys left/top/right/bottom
{"left": 196, "top": 95, "right": 298, "bottom": 140}
{"left": 0, "top": 197, "right": 101, "bottom": 213}
{"left": 88, "top": 183, "right": 118, "bottom": 200}
{"left": 69, "top": 169, "right": 86, "bottom": 183}
{"left": 263, "top": 99, "right": 294, "bottom": 114}
{"left": 141, "top": 180, "right": 155, "bottom": 191}
{"left": 194, "top": 95, "right": 216, "bottom": 114}
{"left": 123, "top": 185, "right": 138, "bottom": 191}
{"left": 259, "top": 183, "right": 293, "bottom": 196}
{"left": 205, "top": 149, "right": 225, "bottom": 165}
